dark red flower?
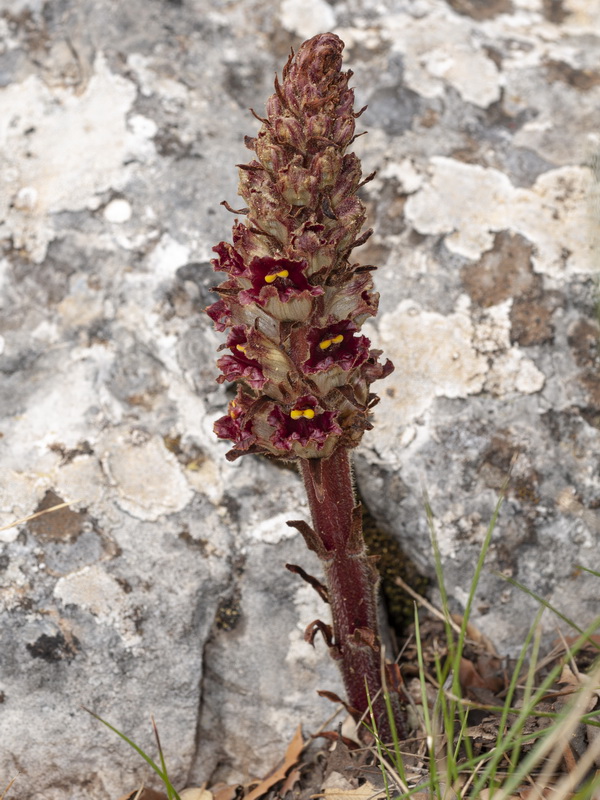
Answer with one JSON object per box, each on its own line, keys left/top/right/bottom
{"left": 303, "top": 321, "right": 370, "bottom": 374}
{"left": 212, "top": 241, "right": 246, "bottom": 276}
{"left": 206, "top": 298, "right": 231, "bottom": 331}
{"left": 216, "top": 326, "right": 266, "bottom": 389}
{"left": 267, "top": 395, "right": 342, "bottom": 453}
{"left": 238, "top": 256, "right": 322, "bottom": 306}
{"left": 213, "top": 388, "right": 257, "bottom": 450}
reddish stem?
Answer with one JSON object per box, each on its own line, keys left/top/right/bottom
{"left": 299, "top": 448, "right": 406, "bottom": 740}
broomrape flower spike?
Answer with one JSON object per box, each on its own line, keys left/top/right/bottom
{"left": 207, "top": 32, "right": 405, "bottom": 739}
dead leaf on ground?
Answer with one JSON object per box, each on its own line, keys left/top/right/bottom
{"left": 518, "top": 785, "right": 566, "bottom": 799}
{"left": 318, "top": 778, "right": 386, "bottom": 800}
{"left": 460, "top": 657, "right": 487, "bottom": 690}
{"left": 279, "top": 766, "right": 302, "bottom": 795}
{"left": 180, "top": 788, "right": 214, "bottom": 800}
{"left": 211, "top": 783, "right": 242, "bottom": 800}
{"left": 117, "top": 788, "right": 168, "bottom": 800}
{"left": 244, "top": 724, "right": 304, "bottom": 800}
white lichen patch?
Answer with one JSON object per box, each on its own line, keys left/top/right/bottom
{"left": 369, "top": 300, "right": 488, "bottom": 428}
{"left": 102, "top": 432, "right": 194, "bottom": 521}
{"left": 485, "top": 349, "right": 546, "bottom": 395}
{"left": 52, "top": 457, "right": 107, "bottom": 511}
{"left": 472, "top": 301, "right": 512, "bottom": 353}
{"left": 405, "top": 158, "right": 593, "bottom": 276}
{"left": 380, "top": 158, "right": 424, "bottom": 194}
{"left": 54, "top": 564, "right": 141, "bottom": 642}
{"left": 54, "top": 564, "right": 123, "bottom": 616}
{"left": 385, "top": 11, "right": 501, "bottom": 108}
{"left": 0, "top": 53, "right": 141, "bottom": 262}
{"left": 248, "top": 512, "right": 300, "bottom": 545}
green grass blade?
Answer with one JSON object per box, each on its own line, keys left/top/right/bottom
{"left": 82, "top": 707, "right": 181, "bottom": 800}
{"left": 487, "top": 607, "right": 544, "bottom": 788}
{"left": 151, "top": 716, "right": 178, "bottom": 800}
{"left": 382, "top": 684, "right": 407, "bottom": 784}
{"left": 469, "top": 616, "right": 600, "bottom": 797}
{"left": 575, "top": 565, "right": 600, "bottom": 579}
{"left": 414, "top": 606, "right": 440, "bottom": 799}
{"left": 453, "top": 485, "right": 507, "bottom": 695}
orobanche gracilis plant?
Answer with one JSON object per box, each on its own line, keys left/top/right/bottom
{"left": 207, "top": 33, "right": 405, "bottom": 738}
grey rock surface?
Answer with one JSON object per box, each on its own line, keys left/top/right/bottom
{"left": 0, "top": 0, "right": 599, "bottom": 797}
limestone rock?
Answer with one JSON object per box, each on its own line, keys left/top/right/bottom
{"left": 1, "top": 1, "right": 599, "bottom": 798}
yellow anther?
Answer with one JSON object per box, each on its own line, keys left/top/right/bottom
{"left": 236, "top": 344, "right": 247, "bottom": 353}
{"left": 318, "top": 333, "right": 343, "bottom": 350}
{"left": 264, "top": 269, "right": 289, "bottom": 284}
{"left": 290, "top": 408, "right": 315, "bottom": 420}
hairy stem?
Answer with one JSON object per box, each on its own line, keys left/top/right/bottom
{"left": 299, "top": 448, "right": 406, "bottom": 740}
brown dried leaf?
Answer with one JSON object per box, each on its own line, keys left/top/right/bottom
{"left": 279, "top": 767, "right": 302, "bottom": 796}
{"left": 212, "top": 783, "right": 242, "bottom": 800}
{"left": 319, "top": 779, "right": 386, "bottom": 800}
{"left": 558, "top": 664, "right": 600, "bottom": 707}
{"left": 116, "top": 789, "right": 168, "bottom": 800}
{"left": 518, "top": 785, "right": 565, "bottom": 799}
{"left": 180, "top": 789, "right": 214, "bottom": 800}
{"left": 459, "top": 657, "right": 486, "bottom": 690}
{"left": 244, "top": 725, "right": 304, "bottom": 800}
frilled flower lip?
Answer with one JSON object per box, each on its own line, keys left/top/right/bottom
{"left": 267, "top": 395, "right": 342, "bottom": 452}
{"left": 213, "top": 389, "right": 258, "bottom": 451}
{"left": 212, "top": 241, "right": 246, "bottom": 276}
{"left": 206, "top": 298, "right": 231, "bottom": 332}
{"left": 238, "top": 256, "right": 323, "bottom": 306}
{"left": 216, "top": 326, "right": 266, "bottom": 389}
{"left": 303, "top": 320, "right": 370, "bottom": 374}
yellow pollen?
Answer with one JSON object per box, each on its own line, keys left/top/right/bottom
{"left": 290, "top": 408, "right": 315, "bottom": 420}
{"left": 318, "top": 333, "right": 343, "bottom": 350}
{"left": 264, "top": 269, "right": 289, "bottom": 284}
{"left": 236, "top": 344, "right": 247, "bottom": 353}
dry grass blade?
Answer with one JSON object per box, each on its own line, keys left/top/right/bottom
{"left": 0, "top": 777, "right": 18, "bottom": 800}
{"left": 0, "top": 501, "right": 78, "bottom": 532}
{"left": 394, "top": 575, "right": 462, "bottom": 636}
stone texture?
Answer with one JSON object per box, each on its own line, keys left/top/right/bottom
{"left": 1, "top": 0, "right": 599, "bottom": 798}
